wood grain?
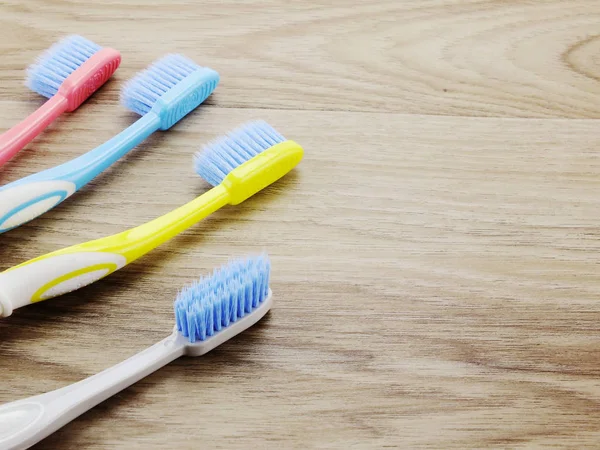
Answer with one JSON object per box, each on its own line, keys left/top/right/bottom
{"left": 2, "top": 1, "right": 600, "bottom": 118}
{"left": 1, "top": 1, "right": 600, "bottom": 449}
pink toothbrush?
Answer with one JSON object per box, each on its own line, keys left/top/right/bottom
{"left": 0, "top": 35, "right": 121, "bottom": 167}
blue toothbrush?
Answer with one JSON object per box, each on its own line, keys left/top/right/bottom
{"left": 0, "top": 54, "right": 219, "bottom": 234}
{"left": 0, "top": 254, "right": 272, "bottom": 450}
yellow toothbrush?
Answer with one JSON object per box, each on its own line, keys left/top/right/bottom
{"left": 0, "top": 121, "right": 303, "bottom": 317}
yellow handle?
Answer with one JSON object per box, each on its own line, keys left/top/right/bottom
{"left": 0, "top": 186, "right": 229, "bottom": 314}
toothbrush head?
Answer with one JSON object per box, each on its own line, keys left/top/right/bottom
{"left": 26, "top": 35, "right": 121, "bottom": 111}
{"left": 194, "top": 121, "right": 304, "bottom": 205}
{"left": 120, "top": 54, "right": 219, "bottom": 131}
{"left": 174, "top": 254, "right": 272, "bottom": 356}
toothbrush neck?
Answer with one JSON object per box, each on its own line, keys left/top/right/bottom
{"left": 115, "top": 184, "right": 231, "bottom": 263}
{"left": 0, "top": 94, "right": 68, "bottom": 167}
{"left": 65, "top": 112, "right": 161, "bottom": 189}
{"left": 45, "top": 331, "right": 185, "bottom": 422}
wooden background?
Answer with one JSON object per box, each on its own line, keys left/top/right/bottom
{"left": 1, "top": 1, "right": 600, "bottom": 448}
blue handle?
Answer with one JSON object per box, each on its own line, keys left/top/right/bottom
{"left": 1, "top": 112, "right": 160, "bottom": 191}
{"left": 0, "top": 112, "right": 160, "bottom": 233}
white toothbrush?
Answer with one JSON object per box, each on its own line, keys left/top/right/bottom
{"left": 0, "top": 254, "right": 272, "bottom": 450}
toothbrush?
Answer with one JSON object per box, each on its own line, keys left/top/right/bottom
{"left": 0, "top": 255, "right": 272, "bottom": 450}
{"left": 0, "top": 35, "right": 121, "bottom": 167}
{"left": 0, "top": 54, "right": 219, "bottom": 234}
{"left": 0, "top": 121, "right": 302, "bottom": 318}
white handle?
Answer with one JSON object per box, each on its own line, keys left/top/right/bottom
{"left": 0, "top": 181, "right": 77, "bottom": 233}
{"left": 0, "top": 332, "right": 185, "bottom": 450}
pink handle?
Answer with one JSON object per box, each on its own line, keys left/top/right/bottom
{"left": 0, "top": 95, "right": 68, "bottom": 167}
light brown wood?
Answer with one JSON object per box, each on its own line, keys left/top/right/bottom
{"left": 1, "top": 1, "right": 600, "bottom": 449}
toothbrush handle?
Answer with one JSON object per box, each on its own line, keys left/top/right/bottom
{"left": 0, "top": 113, "right": 160, "bottom": 234}
{"left": 0, "top": 94, "right": 68, "bottom": 167}
{"left": 0, "top": 185, "right": 230, "bottom": 317}
{"left": 0, "top": 333, "right": 185, "bottom": 450}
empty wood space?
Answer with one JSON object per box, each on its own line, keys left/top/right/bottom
{"left": 1, "top": 1, "right": 599, "bottom": 448}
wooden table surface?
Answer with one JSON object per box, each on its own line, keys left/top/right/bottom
{"left": 1, "top": 1, "right": 600, "bottom": 448}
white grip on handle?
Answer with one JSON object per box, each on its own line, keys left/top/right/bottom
{"left": 0, "top": 333, "right": 185, "bottom": 450}
{"left": 0, "top": 252, "right": 127, "bottom": 317}
{"left": 0, "top": 181, "right": 76, "bottom": 233}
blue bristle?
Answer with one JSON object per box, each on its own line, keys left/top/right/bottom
{"left": 26, "top": 35, "right": 102, "bottom": 99}
{"left": 174, "top": 255, "right": 271, "bottom": 343}
{"left": 194, "top": 121, "right": 286, "bottom": 186}
{"left": 120, "top": 54, "right": 204, "bottom": 116}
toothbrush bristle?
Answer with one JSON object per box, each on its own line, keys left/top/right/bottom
{"left": 174, "top": 254, "right": 271, "bottom": 343}
{"left": 26, "top": 35, "right": 102, "bottom": 98}
{"left": 194, "top": 121, "right": 286, "bottom": 186}
{"left": 120, "top": 54, "right": 214, "bottom": 116}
